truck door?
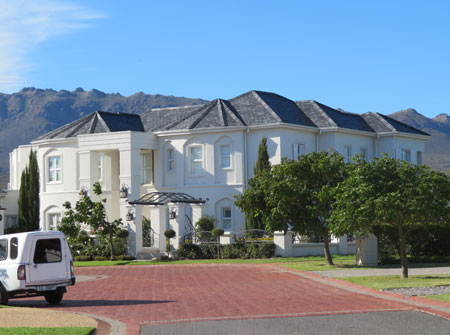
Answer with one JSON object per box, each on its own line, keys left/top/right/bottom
{"left": 26, "top": 237, "right": 70, "bottom": 284}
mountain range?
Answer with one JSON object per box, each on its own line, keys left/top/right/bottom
{"left": 0, "top": 88, "right": 448, "bottom": 187}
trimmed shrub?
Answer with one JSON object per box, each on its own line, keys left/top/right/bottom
{"left": 74, "top": 255, "right": 93, "bottom": 261}
{"left": 115, "top": 255, "right": 136, "bottom": 261}
{"left": 94, "top": 256, "right": 107, "bottom": 261}
{"left": 177, "top": 241, "right": 275, "bottom": 260}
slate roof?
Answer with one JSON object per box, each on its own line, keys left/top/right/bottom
{"left": 35, "top": 90, "right": 429, "bottom": 140}
{"left": 35, "top": 111, "right": 145, "bottom": 140}
{"left": 296, "top": 100, "right": 374, "bottom": 132}
{"left": 361, "top": 113, "right": 429, "bottom": 136}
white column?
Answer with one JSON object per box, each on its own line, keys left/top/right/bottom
{"left": 356, "top": 234, "right": 378, "bottom": 267}
{"left": 125, "top": 204, "right": 143, "bottom": 256}
{"left": 191, "top": 203, "right": 208, "bottom": 227}
{"left": 169, "top": 203, "right": 186, "bottom": 250}
{"left": 79, "top": 150, "right": 96, "bottom": 194}
{"left": 220, "top": 232, "right": 235, "bottom": 245}
{"left": 0, "top": 208, "right": 5, "bottom": 235}
{"left": 274, "top": 231, "right": 294, "bottom": 257}
{"left": 150, "top": 205, "right": 168, "bottom": 252}
{"left": 119, "top": 148, "right": 141, "bottom": 201}
{"left": 338, "top": 234, "right": 349, "bottom": 255}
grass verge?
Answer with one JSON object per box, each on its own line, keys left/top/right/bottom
{"left": 0, "top": 327, "right": 95, "bottom": 334}
{"left": 74, "top": 255, "right": 357, "bottom": 268}
{"left": 338, "top": 274, "right": 450, "bottom": 290}
{"left": 424, "top": 293, "right": 450, "bottom": 303}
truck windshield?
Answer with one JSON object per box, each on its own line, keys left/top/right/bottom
{"left": 0, "top": 239, "right": 7, "bottom": 261}
{"left": 33, "top": 239, "right": 62, "bottom": 264}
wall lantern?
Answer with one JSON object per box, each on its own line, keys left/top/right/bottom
{"left": 79, "top": 187, "right": 88, "bottom": 200}
{"left": 169, "top": 209, "right": 177, "bottom": 220}
{"left": 126, "top": 209, "right": 134, "bottom": 221}
{"left": 120, "top": 184, "right": 128, "bottom": 198}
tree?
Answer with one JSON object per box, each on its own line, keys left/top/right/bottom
{"left": 236, "top": 151, "right": 346, "bottom": 265}
{"left": 60, "top": 182, "right": 123, "bottom": 260}
{"left": 246, "top": 137, "right": 271, "bottom": 231}
{"left": 18, "top": 150, "right": 40, "bottom": 232}
{"left": 330, "top": 155, "right": 450, "bottom": 278}
{"left": 164, "top": 229, "right": 176, "bottom": 252}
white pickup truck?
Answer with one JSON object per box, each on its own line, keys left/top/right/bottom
{"left": 0, "top": 231, "right": 75, "bottom": 305}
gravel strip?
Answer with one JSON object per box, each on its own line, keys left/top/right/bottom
{"left": 313, "top": 266, "right": 450, "bottom": 278}
{"left": 0, "top": 307, "right": 98, "bottom": 328}
{"left": 382, "top": 285, "right": 450, "bottom": 296}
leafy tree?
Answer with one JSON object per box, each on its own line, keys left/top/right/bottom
{"left": 330, "top": 155, "right": 450, "bottom": 278}
{"left": 60, "top": 182, "right": 124, "bottom": 260}
{"left": 246, "top": 137, "right": 271, "bottom": 231}
{"left": 18, "top": 150, "right": 40, "bottom": 232}
{"left": 236, "top": 151, "right": 346, "bottom": 265}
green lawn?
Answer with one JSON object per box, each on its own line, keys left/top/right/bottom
{"left": 424, "top": 293, "right": 450, "bottom": 303}
{"left": 0, "top": 327, "right": 94, "bottom": 335}
{"left": 339, "top": 274, "right": 450, "bottom": 290}
{"left": 74, "top": 255, "right": 357, "bottom": 268}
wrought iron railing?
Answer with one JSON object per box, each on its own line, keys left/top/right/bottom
{"left": 235, "top": 229, "right": 273, "bottom": 243}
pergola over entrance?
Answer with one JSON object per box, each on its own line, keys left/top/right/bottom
{"left": 125, "top": 192, "right": 207, "bottom": 257}
{"left": 128, "top": 192, "right": 206, "bottom": 206}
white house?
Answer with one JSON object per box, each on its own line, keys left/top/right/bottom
{"left": 0, "top": 90, "right": 429, "bottom": 257}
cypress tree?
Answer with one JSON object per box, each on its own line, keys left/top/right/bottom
{"left": 17, "top": 150, "right": 40, "bottom": 232}
{"left": 247, "top": 137, "right": 271, "bottom": 230}
{"left": 254, "top": 137, "right": 270, "bottom": 176}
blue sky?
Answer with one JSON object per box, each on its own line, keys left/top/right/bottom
{"left": 1, "top": 0, "right": 449, "bottom": 118}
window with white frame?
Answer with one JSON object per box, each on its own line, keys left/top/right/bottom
{"left": 140, "top": 152, "right": 153, "bottom": 184}
{"left": 190, "top": 146, "right": 204, "bottom": 175}
{"left": 344, "top": 146, "right": 352, "bottom": 163}
{"left": 401, "top": 149, "right": 411, "bottom": 162}
{"left": 168, "top": 148, "right": 175, "bottom": 171}
{"left": 417, "top": 151, "right": 423, "bottom": 165}
{"left": 221, "top": 207, "right": 232, "bottom": 231}
{"left": 293, "top": 143, "right": 305, "bottom": 160}
{"left": 360, "top": 147, "right": 368, "bottom": 161}
{"left": 97, "top": 154, "right": 103, "bottom": 180}
{"left": 48, "top": 156, "right": 62, "bottom": 182}
{"left": 221, "top": 144, "right": 231, "bottom": 168}
{"left": 48, "top": 213, "right": 61, "bottom": 231}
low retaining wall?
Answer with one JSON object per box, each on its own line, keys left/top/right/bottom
{"left": 292, "top": 242, "right": 356, "bottom": 257}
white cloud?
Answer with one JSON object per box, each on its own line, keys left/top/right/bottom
{"left": 0, "top": 0, "right": 107, "bottom": 92}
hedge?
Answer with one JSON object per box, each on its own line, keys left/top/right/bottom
{"left": 177, "top": 241, "right": 275, "bottom": 259}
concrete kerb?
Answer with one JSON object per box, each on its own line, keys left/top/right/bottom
{"left": 269, "top": 265, "right": 450, "bottom": 320}
{"left": 77, "top": 312, "right": 127, "bottom": 335}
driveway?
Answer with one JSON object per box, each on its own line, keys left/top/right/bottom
{"left": 9, "top": 264, "right": 450, "bottom": 334}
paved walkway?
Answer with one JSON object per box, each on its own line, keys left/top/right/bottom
{"left": 313, "top": 266, "right": 450, "bottom": 278}
{"left": 8, "top": 264, "right": 450, "bottom": 335}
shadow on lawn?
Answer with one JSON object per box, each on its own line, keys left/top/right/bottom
{"left": 10, "top": 299, "right": 174, "bottom": 308}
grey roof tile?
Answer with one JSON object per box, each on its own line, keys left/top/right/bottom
{"left": 362, "top": 113, "right": 429, "bottom": 136}
{"left": 297, "top": 100, "right": 374, "bottom": 132}
{"left": 35, "top": 111, "right": 144, "bottom": 140}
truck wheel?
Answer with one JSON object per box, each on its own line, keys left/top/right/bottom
{"left": 0, "top": 287, "right": 8, "bottom": 306}
{"left": 44, "top": 288, "right": 64, "bottom": 305}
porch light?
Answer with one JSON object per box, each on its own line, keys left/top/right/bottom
{"left": 169, "top": 209, "right": 177, "bottom": 220}
{"left": 120, "top": 184, "right": 128, "bottom": 198}
{"left": 126, "top": 209, "right": 134, "bottom": 221}
{"left": 79, "top": 187, "right": 88, "bottom": 200}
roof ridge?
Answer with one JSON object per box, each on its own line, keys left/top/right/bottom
{"left": 221, "top": 100, "right": 247, "bottom": 126}
{"left": 164, "top": 104, "right": 206, "bottom": 130}
{"left": 251, "top": 91, "right": 282, "bottom": 123}
{"left": 150, "top": 104, "right": 206, "bottom": 112}
{"left": 36, "top": 113, "right": 93, "bottom": 140}
{"left": 377, "top": 113, "right": 430, "bottom": 136}
{"left": 217, "top": 99, "right": 227, "bottom": 126}
{"left": 372, "top": 113, "right": 396, "bottom": 131}
{"left": 308, "top": 100, "right": 338, "bottom": 127}
{"left": 96, "top": 111, "right": 111, "bottom": 132}
{"left": 189, "top": 99, "right": 219, "bottom": 129}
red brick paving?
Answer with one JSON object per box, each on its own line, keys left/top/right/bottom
{"left": 10, "top": 264, "right": 443, "bottom": 334}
